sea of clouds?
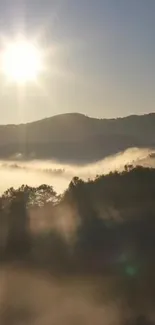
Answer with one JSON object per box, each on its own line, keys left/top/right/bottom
{"left": 0, "top": 147, "right": 154, "bottom": 194}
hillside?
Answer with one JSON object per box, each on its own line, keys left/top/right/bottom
{"left": 0, "top": 112, "right": 155, "bottom": 162}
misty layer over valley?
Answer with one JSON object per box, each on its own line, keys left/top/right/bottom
{"left": 0, "top": 147, "right": 154, "bottom": 194}
{"left": 1, "top": 114, "right": 155, "bottom": 325}
{"left": 0, "top": 112, "right": 155, "bottom": 194}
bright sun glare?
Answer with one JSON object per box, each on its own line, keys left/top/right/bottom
{"left": 2, "top": 39, "right": 42, "bottom": 83}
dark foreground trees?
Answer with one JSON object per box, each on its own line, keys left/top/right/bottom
{"left": 1, "top": 166, "right": 155, "bottom": 315}
{"left": 1, "top": 165, "right": 155, "bottom": 321}
{"left": 1, "top": 165, "right": 155, "bottom": 274}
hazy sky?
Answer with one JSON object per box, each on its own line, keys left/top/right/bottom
{"left": 0, "top": 0, "right": 155, "bottom": 123}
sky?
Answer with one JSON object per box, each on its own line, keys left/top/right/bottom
{"left": 0, "top": 0, "right": 155, "bottom": 124}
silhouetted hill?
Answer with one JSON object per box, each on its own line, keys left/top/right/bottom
{"left": 0, "top": 112, "right": 155, "bottom": 162}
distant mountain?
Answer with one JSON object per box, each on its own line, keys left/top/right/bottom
{"left": 0, "top": 112, "right": 155, "bottom": 163}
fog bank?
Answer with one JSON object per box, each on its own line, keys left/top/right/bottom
{"left": 0, "top": 147, "right": 154, "bottom": 194}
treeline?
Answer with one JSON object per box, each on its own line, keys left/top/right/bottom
{"left": 1, "top": 165, "right": 155, "bottom": 278}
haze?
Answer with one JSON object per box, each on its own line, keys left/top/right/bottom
{"left": 0, "top": 0, "right": 155, "bottom": 123}
{"left": 0, "top": 147, "right": 154, "bottom": 195}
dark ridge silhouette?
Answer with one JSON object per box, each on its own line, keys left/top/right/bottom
{"left": 0, "top": 112, "right": 155, "bottom": 162}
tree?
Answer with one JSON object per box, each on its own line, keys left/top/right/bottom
{"left": 2, "top": 184, "right": 58, "bottom": 209}
{"left": 6, "top": 191, "right": 31, "bottom": 259}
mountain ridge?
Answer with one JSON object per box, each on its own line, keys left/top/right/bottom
{"left": 0, "top": 112, "right": 154, "bottom": 163}
{"left": 2, "top": 111, "right": 155, "bottom": 127}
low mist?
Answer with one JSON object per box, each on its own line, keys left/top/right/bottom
{"left": 0, "top": 147, "right": 154, "bottom": 194}
{"left": 0, "top": 266, "right": 127, "bottom": 325}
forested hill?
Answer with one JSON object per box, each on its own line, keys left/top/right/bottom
{"left": 0, "top": 112, "right": 155, "bottom": 162}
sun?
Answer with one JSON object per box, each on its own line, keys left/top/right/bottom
{"left": 1, "top": 39, "right": 42, "bottom": 83}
